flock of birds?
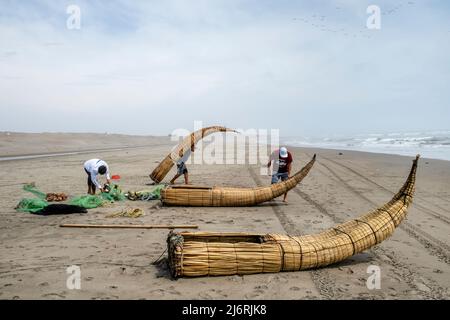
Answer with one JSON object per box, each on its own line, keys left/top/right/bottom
{"left": 292, "top": 1, "right": 419, "bottom": 40}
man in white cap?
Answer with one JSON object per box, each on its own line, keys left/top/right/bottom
{"left": 267, "top": 147, "right": 293, "bottom": 202}
{"left": 83, "top": 159, "right": 111, "bottom": 194}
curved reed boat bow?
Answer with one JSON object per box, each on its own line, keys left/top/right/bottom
{"left": 167, "top": 155, "right": 419, "bottom": 278}
{"left": 149, "top": 126, "right": 237, "bottom": 183}
{"left": 161, "top": 154, "right": 316, "bottom": 206}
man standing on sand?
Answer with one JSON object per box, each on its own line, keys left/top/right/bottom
{"left": 170, "top": 144, "right": 195, "bottom": 185}
{"left": 267, "top": 147, "right": 293, "bottom": 202}
{"left": 84, "top": 159, "right": 111, "bottom": 194}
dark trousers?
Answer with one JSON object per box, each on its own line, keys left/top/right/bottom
{"left": 85, "top": 168, "right": 96, "bottom": 192}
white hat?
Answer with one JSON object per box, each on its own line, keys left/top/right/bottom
{"left": 279, "top": 147, "right": 288, "bottom": 158}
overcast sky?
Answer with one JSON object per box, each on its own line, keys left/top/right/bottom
{"left": 1, "top": 0, "right": 449, "bottom": 136}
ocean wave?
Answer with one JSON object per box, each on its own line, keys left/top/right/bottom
{"left": 282, "top": 131, "right": 450, "bottom": 161}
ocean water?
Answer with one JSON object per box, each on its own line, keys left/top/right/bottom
{"left": 282, "top": 131, "right": 450, "bottom": 161}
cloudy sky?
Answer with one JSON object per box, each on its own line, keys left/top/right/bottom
{"left": 0, "top": 0, "right": 449, "bottom": 136}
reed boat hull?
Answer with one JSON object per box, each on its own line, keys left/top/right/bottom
{"left": 161, "top": 154, "right": 316, "bottom": 206}
{"left": 167, "top": 155, "right": 419, "bottom": 278}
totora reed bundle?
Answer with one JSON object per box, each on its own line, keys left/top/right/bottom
{"left": 167, "top": 155, "right": 419, "bottom": 278}
{"left": 149, "top": 126, "right": 237, "bottom": 183}
{"left": 161, "top": 154, "right": 316, "bottom": 206}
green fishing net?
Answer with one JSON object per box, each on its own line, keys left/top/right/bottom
{"left": 150, "top": 184, "right": 165, "bottom": 199}
{"left": 15, "top": 198, "right": 49, "bottom": 213}
{"left": 69, "top": 195, "right": 105, "bottom": 209}
{"left": 101, "top": 184, "right": 126, "bottom": 202}
{"left": 17, "top": 183, "right": 127, "bottom": 211}
{"left": 69, "top": 184, "right": 125, "bottom": 208}
{"left": 23, "top": 184, "right": 47, "bottom": 199}
{"left": 16, "top": 184, "right": 49, "bottom": 212}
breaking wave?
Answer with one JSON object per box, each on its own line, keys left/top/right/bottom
{"left": 283, "top": 131, "right": 450, "bottom": 161}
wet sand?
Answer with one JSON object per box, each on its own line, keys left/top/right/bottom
{"left": 0, "top": 133, "right": 449, "bottom": 299}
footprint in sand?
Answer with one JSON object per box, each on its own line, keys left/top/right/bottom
{"left": 42, "top": 292, "right": 66, "bottom": 299}
{"left": 149, "top": 288, "right": 166, "bottom": 296}
{"left": 167, "top": 286, "right": 181, "bottom": 296}
{"left": 255, "top": 285, "right": 268, "bottom": 290}
{"left": 199, "top": 289, "right": 228, "bottom": 299}
{"left": 93, "top": 295, "right": 120, "bottom": 300}
{"left": 338, "top": 266, "right": 354, "bottom": 274}
{"left": 227, "top": 275, "right": 243, "bottom": 282}
{"left": 253, "top": 285, "right": 268, "bottom": 294}
{"left": 245, "top": 292, "right": 263, "bottom": 299}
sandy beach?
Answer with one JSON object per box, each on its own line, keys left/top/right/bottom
{"left": 0, "top": 133, "right": 449, "bottom": 300}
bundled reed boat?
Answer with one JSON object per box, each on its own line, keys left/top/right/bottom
{"left": 161, "top": 154, "right": 316, "bottom": 206}
{"left": 167, "top": 155, "right": 419, "bottom": 278}
{"left": 150, "top": 126, "right": 236, "bottom": 183}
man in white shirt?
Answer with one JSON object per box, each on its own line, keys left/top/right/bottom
{"left": 170, "top": 145, "right": 194, "bottom": 184}
{"left": 83, "top": 159, "right": 111, "bottom": 194}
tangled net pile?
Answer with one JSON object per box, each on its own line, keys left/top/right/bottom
{"left": 16, "top": 183, "right": 127, "bottom": 213}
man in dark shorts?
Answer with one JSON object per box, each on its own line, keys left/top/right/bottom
{"left": 267, "top": 147, "right": 293, "bottom": 202}
{"left": 84, "top": 159, "right": 111, "bottom": 194}
{"left": 170, "top": 144, "right": 195, "bottom": 184}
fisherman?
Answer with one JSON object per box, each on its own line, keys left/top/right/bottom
{"left": 170, "top": 144, "right": 195, "bottom": 185}
{"left": 83, "top": 159, "right": 111, "bottom": 195}
{"left": 267, "top": 146, "right": 293, "bottom": 202}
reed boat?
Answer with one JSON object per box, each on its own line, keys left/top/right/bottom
{"left": 167, "top": 155, "right": 419, "bottom": 278}
{"left": 149, "top": 126, "right": 236, "bottom": 183}
{"left": 161, "top": 154, "right": 316, "bottom": 206}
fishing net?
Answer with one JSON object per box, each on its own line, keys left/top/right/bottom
{"left": 17, "top": 182, "right": 126, "bottom": 212}
{"left": 101, "top": 184, "right": 126, "bottom": 202}
{"left": 150, "top": 184, "right": 165, "bottom": 199}
{"left": 69, "top": 184, "right": 125, "bottom": 208}
{"left": 126, "top": 184, "right": 165, "bottom": 201}
{"left": 69, "top": 195, "right": 106, "bottom": 209}
{"left": 23, "top": 184, "right": 47, "bottom": 200}
{"left": 15, "top": 198, "right": 49, "bottom": 213}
